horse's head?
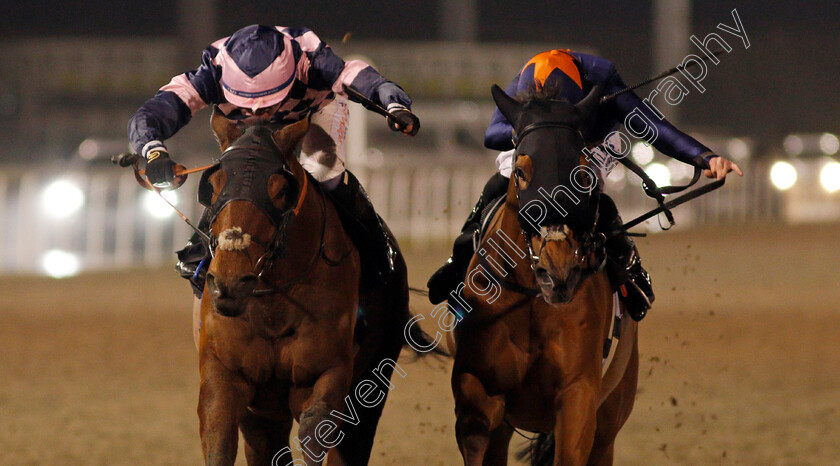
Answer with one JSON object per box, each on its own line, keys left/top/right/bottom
{"left": 491, "top": 84, "right": 604, "bottom": 304}
{"left": 201, "top": 106, "right": 310, "bottom": 316}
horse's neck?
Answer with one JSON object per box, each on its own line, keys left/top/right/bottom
{"left": 283, "top": 163, "right": 326, "bottom": 258}
{"left": 479, "top": 200, "right": 538, "bottom": 289}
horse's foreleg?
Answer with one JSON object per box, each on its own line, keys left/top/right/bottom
{"left": 453, "top": 372, "right": 506, "bottom": 466}
{"left": 198, "top": 355, "right": 254, "bottom": 466}
{"left": 483, "top": 423, "right": 514, "bottom": 466}
{"left": 588, "top": 336, "right": 639, "bottom": 466}
{"left": 587, "top": 443, "right": 614, "bottom": 466}
{"left": 292, "top": 365, "right": 353, "bottom": 466}
{"left": 554, "top": 378, "right": 599, "bottom": 466}
{"left": 192, "top": 297, "right": 202, "bottom": 351}
{"left": 240, "top": 412, "right": 294, "bottom": 466}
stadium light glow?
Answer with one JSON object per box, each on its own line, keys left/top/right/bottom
{"left": 726, "top": 137, "right": 751, "bottom": 160}
{"left": 644, "top": 163, "right": 671, "bottom": 187}
{"left": 770, "top": 161, "right": 797, "bottom": 191}
{"left": 606, "top": 164, "right": 626, "bottom": 184}
{"left": 143, "top": 190, "right": 178, "bottom": 219}
{"left": 666, "top": 159, "right": 694, "bottom": 182}
{"left": 631, "top": 142, "right": 654, "bottom": 165}
{"left": 783, "top": 135, "right": 804, "bottom": 157}
{"left": 41, "top": 249, "right": 81, "bottom": 278}
{"left": 77, "top": 138, "right": 100, "bottom": 161}
{"left": 820, "top": 133, "right": 840, "bottom": 156}
{"left": 820, "top": 161, "right": 840, "bottom": 193}
{"left": 42, "top": 180, "right": 85, "bottom": 218}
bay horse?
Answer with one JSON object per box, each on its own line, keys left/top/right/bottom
{"left": 195, "top": 107, "right": 422, "bottom": 465}
{"left": 450, "top": 85, "right": 638, "bottom": 465}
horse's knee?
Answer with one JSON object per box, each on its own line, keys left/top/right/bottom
{"left": 456, "top": 416, "right": 491, "bottom": 464}
{"left": 294, "top": 401, "right": 333, "bottom": 463}
{"left": 454, "top": 371, "right": 506, "bottom": 426}
{"left": 461, "top": 433, "right": 490, "bottom": 459}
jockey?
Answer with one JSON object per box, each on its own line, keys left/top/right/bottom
{"left": 427, "top": 49, "right": 742, "bottom": 320}
{"left": 128, "top": 24, "right": 419, "bottom": 289}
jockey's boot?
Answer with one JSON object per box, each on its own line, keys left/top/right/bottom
{"left": 598, "top": 194, "right": 655, "bottom": 321}
{"left": 175, "top": 209, "right": 212, "bottom": 298}
{"left": 427, "top": 172, "right": 509, "bottom": 304}
{"left": 327, "top": 170, "right": 395, "bottom": 285}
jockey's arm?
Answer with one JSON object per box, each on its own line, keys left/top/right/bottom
{"left": 603, "top": 63, "right": 742, "bottom": 179}
{"left": 297, "top": 28, "right": 417, "bottom": 135}
{"left": 128, "top": 44, "right": 221, "bottom": 157}
{"left": 484, "top": 75, "right": 519, "bottom": 151}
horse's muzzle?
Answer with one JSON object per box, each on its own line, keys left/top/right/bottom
{"left": 206, "top": 272, "right": 258, "bottom": 316}
{"left": 534, "top": 265, "right": 579, "bottom": 305}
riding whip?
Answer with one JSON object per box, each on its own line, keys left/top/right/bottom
{"left": 342, "top": 84, "right": 412, "bottom": 132}
{"left": 111, "top": 151, "right": 212, "bottom": 244}
{"left": 600, "top": 49, "right": 728, "bottom": 104}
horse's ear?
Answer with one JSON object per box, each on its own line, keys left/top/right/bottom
{"left": 491, "top": 84, "right": 522, "bottom": 124}
{"left": 573, "top": 85, "right": 602, "bottom": 126}
{"left": 271, "top": 118, "right": 310, "bottom": 155}
{"left": 210, "top": 105, "right": 244, "bottom": 152}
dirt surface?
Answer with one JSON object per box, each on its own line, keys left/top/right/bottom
{"left": 1, "top": 223, "right": 839, "bottom": 465}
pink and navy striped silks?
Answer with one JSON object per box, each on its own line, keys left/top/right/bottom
{"left": 129, "top": 25, "right": 411, "bottom": 157}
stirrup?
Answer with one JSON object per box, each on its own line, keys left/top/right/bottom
{"left": 427, "top": 258, "right": 461, "bottom": 305}
{"left": 619, "top": 280, "right": 652, "bottom": 321}
{"left": 620, "top": 258, "right": 654, "bottom": 321}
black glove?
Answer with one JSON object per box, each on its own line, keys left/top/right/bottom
{"left": 387, "top": 109, "right": 420, "bottom": 136}
{"left": 145, "top": 149, "right": 178, "bottom": 188}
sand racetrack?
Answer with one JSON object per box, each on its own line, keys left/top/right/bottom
{"left": 1, "top": 223, "right": 839, "bottom": 465}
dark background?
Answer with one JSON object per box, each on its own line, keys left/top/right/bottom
{"left": 1, "top": 0, "right": 837, "bottom": 143}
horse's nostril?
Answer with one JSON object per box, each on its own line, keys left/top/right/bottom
{"left": 238, "top": 274, "right": 258, "bottom": 294}
{"left": 534, "top": 266, "right": 555, "bottom": 288}
{"left": 206, "top": 273, "right": 221, "bottom": 298}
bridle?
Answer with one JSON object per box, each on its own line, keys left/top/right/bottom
{"left": 201, "top": 135, "right": 350, "bottom": 296}
{"left": 476, "top": 117, "right": 606, "bottom": 298}
{"left": 511, "top": 119, "right": 606, "bottom": 275}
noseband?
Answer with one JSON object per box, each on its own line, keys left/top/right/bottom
{"left": 511, "top": 119, "right": 606, "bottom": 279}
{"left": 199, "top": 132, "right": 345, "bottom": 295}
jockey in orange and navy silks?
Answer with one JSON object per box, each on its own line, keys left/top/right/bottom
{"left": 485, "top": 49, "right": 715, "bottom": 169}
{"left": 428, "top": 49, "right": 742, "bottom": 319}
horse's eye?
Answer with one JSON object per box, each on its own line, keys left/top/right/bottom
{"left": 514, "top": 167, "right": 526, "bottom": 180}
{"left": 578, "top": 170, "right": 592, "bottom": 186}
{"left": 514, "top": 168, "right": 529, "bottom": 191}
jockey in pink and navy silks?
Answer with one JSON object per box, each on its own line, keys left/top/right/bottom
{"left": 128, "top": 24, "right": 420, "bottom": 291}
{"left": 427, "top": 49, "right": 742, "bottom": 320}
{"left": 129, "top": 24, "right": 417, "bottom": 187}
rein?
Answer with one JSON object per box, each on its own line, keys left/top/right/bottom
{"left": 113, "top": 150, "right": 350, "bottom": 297}
{"left": 484, "top": 120, "right": 605, "bottom": 297}
{"left": 247, "top": 181, "right": 323, "bottom": 296}
{"left": 245, "top": 178, "right": 351, "bottom": 296}
{"left": 478, "top": 253, "right": 541, "bottom": 297}
{"left": 515, "top": 121, "right": 602, "bottom": 260}
{"left": 606, "top": 155, "right": 726, "bottom": 239}
{"left": 512, "top": 117, "right": 727, "bottom": 242}
{"left": 112, "top": 152, "right": 214, "bottom": 244}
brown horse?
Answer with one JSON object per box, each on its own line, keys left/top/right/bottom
{"left": 195, "top": 108, "right": 422, "bottom": 465}
{"left": 449, "top": 86, "right": 638, "bottom": 465}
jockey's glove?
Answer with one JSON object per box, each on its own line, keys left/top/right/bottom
{"left": 145, "top": 149, "right": 178, "bottom": 188}
{"left": 387, "top": 106, "right": 420, "bottom": 136}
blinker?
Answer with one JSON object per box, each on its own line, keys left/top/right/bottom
{"left": 197, "top": 136, "right": 301, "bottom": 227}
